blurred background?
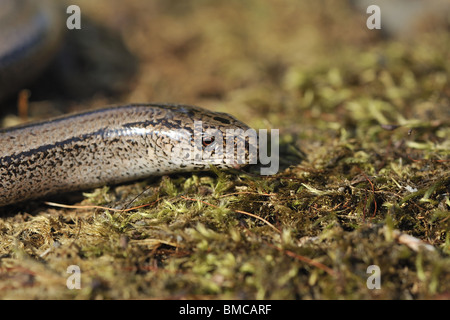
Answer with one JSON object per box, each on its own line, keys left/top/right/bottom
{"left": 1, "top": 0, "right": 449, "bottom": 134}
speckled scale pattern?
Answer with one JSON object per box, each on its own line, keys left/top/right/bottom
{"left": 0, "top": 103, "right": 253, "bottom": 206}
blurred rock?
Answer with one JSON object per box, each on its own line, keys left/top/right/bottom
{"left": 351, "top": 0, "right": 450, "bottom": 39}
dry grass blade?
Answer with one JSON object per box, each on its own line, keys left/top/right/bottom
{"left": 180, "top": 195, "right": 281, "bottom": 234}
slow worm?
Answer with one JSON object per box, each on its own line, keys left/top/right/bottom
{"left": 0, "top": 104, "right": 253, "bottom": 206}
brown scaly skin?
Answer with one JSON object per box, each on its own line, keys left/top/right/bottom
{"left": 0, "top": 104, "right": 256, "bottom": 206}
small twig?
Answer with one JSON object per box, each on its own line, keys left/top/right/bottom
{"left": 266, "top": 243, "right": 336, "bottom": 277}
{"left": 407, "top": 155, "right": 449, "bottom": 163}
{"left": 356, "top": 168, "right": 377, "bottom": 217}
{"left": 45, "top": 200, "right": 159, "bottom": 212}
{"left": 17, "top": 89, "right": 30, "bottom": 122}
{"left": 218, "top": 192, "right": 276, "bottom": 198}
{"left": 119, "top": 185, "right": 155, "bottom": 211}
{"left": 180, "top": 195, "right": 281, "bottom": 234}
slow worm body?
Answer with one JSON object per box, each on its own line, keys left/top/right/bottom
{"left": 0, "top": 2, "right": 255, "bottom": 207}
{"left": 0, "top": 104, "right": 253, "bottom": 206}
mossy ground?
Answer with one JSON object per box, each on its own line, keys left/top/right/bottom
{"left": 0, "top": 0, "right": 449, "bottom": 299}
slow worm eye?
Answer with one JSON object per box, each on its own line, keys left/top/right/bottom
{"left": 202, "top": 136, "right": 215, "bottom": 147}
